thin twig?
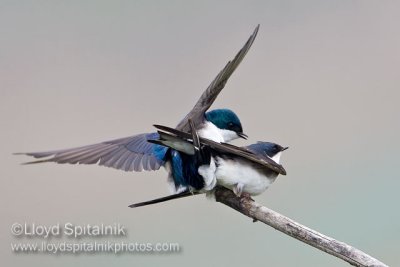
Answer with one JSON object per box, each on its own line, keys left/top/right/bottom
{"left": 214, "top": 187, "right": 388, "bottom": 267}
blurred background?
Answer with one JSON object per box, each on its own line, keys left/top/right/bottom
{"left": 1, "top": 1, "right": 399, "bottom": 266}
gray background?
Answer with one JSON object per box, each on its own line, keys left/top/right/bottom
{"left": 1, "top": 1, "right": 399, "bottom": 266}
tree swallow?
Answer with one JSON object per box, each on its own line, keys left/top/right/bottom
{"left": 214, "top": 141, "right": 288, "bottom": 196}
{"left": 16, "top": 25, "right": 260, "bottom": 193}
{"left": 129, "top": 123, "right": 287, "bottom": 208}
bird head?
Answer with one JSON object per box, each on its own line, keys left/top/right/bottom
{"left": 205, "top": 109, "right": 247, "bottom": 141}
{"left": 248, "top": 142, "right": 288, "bottom": 164}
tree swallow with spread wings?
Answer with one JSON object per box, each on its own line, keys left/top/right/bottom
{"left": 129, "top": 123, "right": 288, "bottom": 208}
{"left": 16, "top": 25, "right": 260, "bottom": 194}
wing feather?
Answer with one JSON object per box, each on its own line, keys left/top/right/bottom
{"left": 16, "top": 133, "right": 167, "bottom": 172}
{"left": 176, "top": 25, "right": 259, "bottom": 131}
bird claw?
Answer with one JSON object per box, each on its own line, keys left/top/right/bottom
{"left": 240, "top": 192, "right": 254, "bottom": 201}
{"left": 238, "top": 192, "right": 255, "bottom": 209}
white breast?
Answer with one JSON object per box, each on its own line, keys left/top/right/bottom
{"left": 197, "top": 121, "right": 238, "bottom": 142}
{"left": 271, "top": 151, "right": 282, "bottom": 164}
{"left": 215, "top": 157, "right": 278, "bottom": 195}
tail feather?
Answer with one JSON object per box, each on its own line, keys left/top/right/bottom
{"left": 128, "top": 191, "right": 202, "bottom": 208}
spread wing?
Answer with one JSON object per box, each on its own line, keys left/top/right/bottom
{"left": 153, "top": 124, "right": 287, "bottom": 175}
{"left": 176, "top": 25, "right": 259, "bottom": 131}
{"left": 15, "top": 133, "right": 168, "bottom": 172}
{"left": 16, "top": 27, "right": 260, "bottom": 172}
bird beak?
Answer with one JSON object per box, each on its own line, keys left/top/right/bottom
{"left": 281, "top": 146, "right": 289, "bottom": 151}
{"left": 237, "top": 132, "right": 248, "bottom": 139}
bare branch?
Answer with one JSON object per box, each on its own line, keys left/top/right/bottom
{"left": 214, "top": 187, "right": 388, "bottom": 267}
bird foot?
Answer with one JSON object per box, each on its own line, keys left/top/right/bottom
{"left": 240, "top": 192, "right": 254, "bottom": 201}
{"left": 238, "top": 193, "right": 254, "bottom": 209}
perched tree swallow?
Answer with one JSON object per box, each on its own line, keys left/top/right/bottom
{"left": 214, "top": 141, "right": 288, "bottom": 196}
{"left": 129, "top": 123, "right": 287, "bottom": 208}
{"left": 16, "top": 25, "right": 260, "bottom": 193}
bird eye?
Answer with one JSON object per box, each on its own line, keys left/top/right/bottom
{"left": 228, "top": 122, "right": 234, "bottom": 128}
